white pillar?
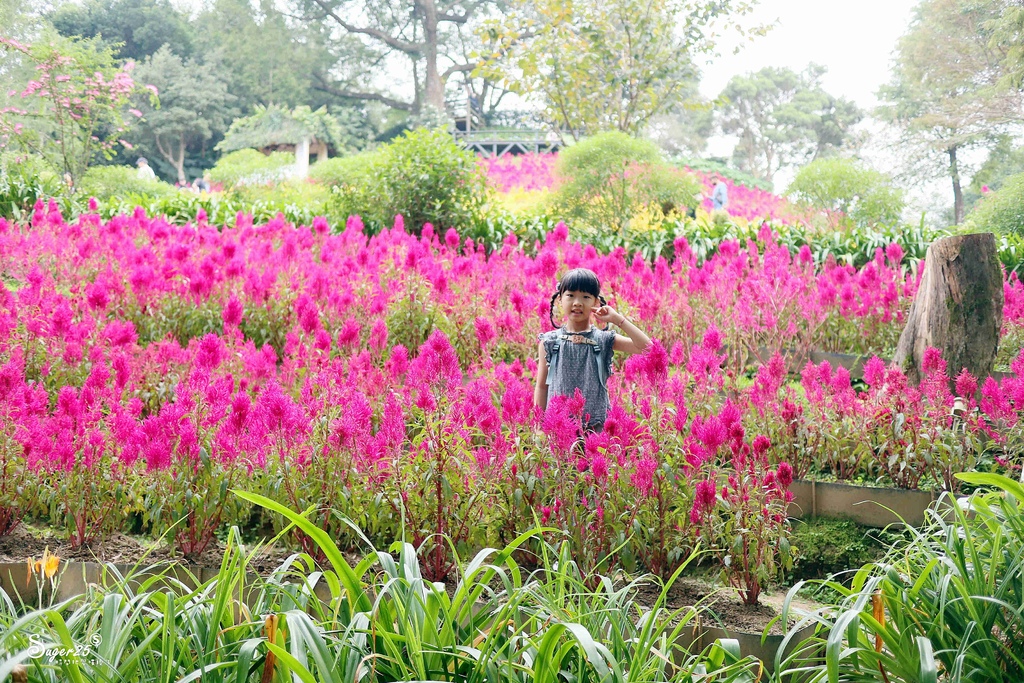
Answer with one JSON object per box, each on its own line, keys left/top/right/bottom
{"left": 295, "top": 136, "right": 310, "bottom": 179}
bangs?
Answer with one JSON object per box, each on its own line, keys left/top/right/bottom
{"left": 558, "top": 268, "right": 601, "bottom": 298}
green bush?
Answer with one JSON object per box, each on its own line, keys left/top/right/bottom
{"left": 77, "top": 164, "right": 176, "bottom": 202}
{"left": 788, "top": 516, "right": 888, "bottom": 581}
{"left": 787, "top": 157, "right": 904, "bottom": 229}
{"left": 209, "top": 149, "right": 293, "bottom": 187}
{"left": 0, "top": 152, "right": 61, "bottom": 219}
{"left": 555, "top": 131, "right": 702, "bottom": 231}
{"left": 308, "top": 151, "right": 379, "bottom": 187}
{"left": 335, "top": 128, "right": 487, "bottom": 234}
{"left": 229, "top": 179, "right": 332, "bottom": 210}
{"left": 964, "top": 171, "right": 1024, "bottom": 236}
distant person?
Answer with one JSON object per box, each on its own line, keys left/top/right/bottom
{"left": 136, "top": 157, "right": 156, "bottom": 182}
{"left": 712, "top": 180, "right": 729, "bottom": 211}
{"left": 192, "top": 173, "right": 211, "bottom": 193}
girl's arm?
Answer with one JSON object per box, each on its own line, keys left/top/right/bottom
{"left": 533, "top": 340, "right": 549, "bottom": 410}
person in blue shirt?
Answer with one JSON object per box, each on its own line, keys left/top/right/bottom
{"left": 712, "top": 180, "right": 729, "bottom": 211}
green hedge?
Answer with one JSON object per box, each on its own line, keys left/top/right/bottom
{"left": 77, "top": 165, "right": 177, "bottom": 202}
{"left": 964, "top": 171, "right": 1024, "bottom": 236}
{"left": 555, "top": 131, "right": 703, "bottom": 231}
{"left": 209, "top": 149, "right": 294, "bottom": 187}
{"left": 308, "top": 151, "right": 379, "bottom": 187}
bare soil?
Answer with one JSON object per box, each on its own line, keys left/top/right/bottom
{"left": 0, "top": 524, "right": 295, "bottom": 575}
{"left": 0, "top": 527, "right": 822, "bottom": 635}
{"left": 634, "top": 576, "right": 820, "bottom": 636}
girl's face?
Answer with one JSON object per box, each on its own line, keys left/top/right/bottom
{"left": 559, "top": 289, "right": 598, "bottom": 323}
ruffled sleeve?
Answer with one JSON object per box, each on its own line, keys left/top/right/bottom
{"left": 539, "top": 330, "right": 558, "bottom": 365}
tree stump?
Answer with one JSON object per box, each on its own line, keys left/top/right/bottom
{"left": 893, "top": 233, "right": 1003, "bottom": 386}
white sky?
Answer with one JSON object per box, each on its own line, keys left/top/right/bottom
{"left": 693, "top": 0, "right": 966, "bottom": 217}
{"left": 697, "top": 0, "right": 920, "bottom": 109}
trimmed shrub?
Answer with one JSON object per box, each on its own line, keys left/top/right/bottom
{"left": 335, "top": 128, "right": 487, "bottom": 234}
{"left": 308, "top": 151, "right": 379, "bottom": 187}
{"left": 229, "top": 180, "right": 332, "bottom": 215}
{"left": 77, "top": 165, "right": 176, "bottom": 202}
{"left": 787, "top": 157, "right": 904, "bottom": 229}
{"left": 555, "top": 131, "right": 702, "bottom": 231}
{"left": 209, "top": 149, "right": 293, "bottom": 187}
{"left": 789, "top": 516, "right": 889, "bottom": 581}
{"left": 965, "top": 171, "right": 1024, "bottom": 236}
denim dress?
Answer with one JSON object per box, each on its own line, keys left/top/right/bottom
{"left": 540, "top": 327, "right": 616, "bottom": 429}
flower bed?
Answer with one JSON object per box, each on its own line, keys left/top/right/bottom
{"left": 0, "top": 201, "right": 1022, "bottom": 590}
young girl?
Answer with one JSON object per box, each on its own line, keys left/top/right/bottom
{"left": 533, "top": 268, "right": 652, "bottom": 432}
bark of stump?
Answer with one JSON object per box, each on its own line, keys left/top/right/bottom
{"left": 893, "top": 233, "right": 1003, "bottom": 386}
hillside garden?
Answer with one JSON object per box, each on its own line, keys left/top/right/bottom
{"left": 0, "top": 129, "right": 1023, "bottom": 680}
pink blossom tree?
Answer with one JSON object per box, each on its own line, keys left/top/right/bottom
{"left": 0, "top": 33, "right": 153, "bottom": 187}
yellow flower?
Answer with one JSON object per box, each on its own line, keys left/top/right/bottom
{"left": 43, "top": 549, "right": 59, "bottom": 579}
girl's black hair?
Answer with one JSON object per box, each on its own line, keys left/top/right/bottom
{"left": 548, "top": 268, "right": 608, "bottom": 329}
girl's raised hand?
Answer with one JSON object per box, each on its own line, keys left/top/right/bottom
{"left": 593, "top": 305, "right": 619, "bottom": 324}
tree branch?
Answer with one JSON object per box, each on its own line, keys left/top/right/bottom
{"left": 437, "top": 0, "right": 488, "bottom": 23}
{"left": 308, "top": 0, "right": 424, "bottom": 54}
{"left": 313, "top": 81, "right": 414, "bottom": 111}
{"left": 441, "top": 62, "right": 477, "bottom": 81}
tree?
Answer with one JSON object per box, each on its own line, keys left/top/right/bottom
{"left": 0, "top": 32, "right": 148, "bottom": 187}
{"left": 292, "top": 0, "right": 501, "bottom": 114}
{"left": 787, "top": 157, "right": 904, "bottom": 229}
{"left": 49, "top": 0, "right": 196, "bottom": 62}
{"left": 878, "top": 0, "right": 1021, "bottom": 225}
{"left": 647, "top": 84, "right": 714, "bottom": 157}
{"left": 132, "top": 46, "right": 236, "bottom": 184}
{"left": 969, "top": 137, "right": 1024, "bottom": 195}
{"left": 482, "top": 0, "right": 759, "bottom": 140}
{"left": 717, "top": 65, "right": 861, "bottom": 184}
{"left": 195, "top": 0, "right": 343, "bottom": 112}
{"left": 987, "top": 0, "right": 1024, "bottom": 88}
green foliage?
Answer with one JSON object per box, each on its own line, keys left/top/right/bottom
{"left": 964, "top": 171, "right": 1024, "bottom": 235}
{"left": 49, "top": 0, "right": 196, "bottom": 61}
{"left": 0, "top": 504, "right": 763, "bottom": 683}
{"left": 77, "top": 165, "right": 176, "bottom": 202}
{"left": 718, "top": 64, "right": 862, "bottom": 183}
{"left": 0, "top": 32, "right": 150, "bottom": 185}
{"left": 234, "top": 179, "right": 332, "bottom": 205}
{"left": 308, "top": 151, "right": 379, "bottom": 187}
{"left": 208, "top": 149, "right": 293, "bottom": 187}
{"left": 877, "top": 0, "right": 1016, "bottom": 224}
{"left": 674, "top": 156, "right": 773, "bottom": 191}
{"left": 788, "top": 157, "right": 905, "bottom": 229}
{"left": 338, "top": 128, "right": 488, "bottom": 234}
{"left": 216, "top": 103, "right": 362, "bottom": 155}
{"left": 0, "top": 153, "right": 60, "bottom": 220}
{"left": 968, "top": 137, "right": 1024, "bottom": 197}
{"left": 132, "top": 45, "right": 236, "bottom": 184}
{"left": 780, "top": 473, "right": 1024, "bottom": 681}
{"left": 193, "top": 0, "right": 339, "bottom": 110}
{"left": 555, "top": 131, "right": 702, "bottom": 231}
{"left": 483, "top": 0, "right": 761, "bottom": 139}
{"left": 788, "top": 517, "right": 888, "bottom": 581}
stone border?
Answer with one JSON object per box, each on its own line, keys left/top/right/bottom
{"left": 788, "top": 479, "right": 938, "bottom": 527}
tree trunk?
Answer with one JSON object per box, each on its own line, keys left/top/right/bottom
{"left": 949, "top": 146, "right": 964, "bottom": 225}
{"left": 175, "top": 135, "right": 186, "bottom": 185}
{"left": 420, "top": 0, "right": 445, "bottom": 111}
{"left": 893, "top": 233, "right": 1003, "bottom": 387}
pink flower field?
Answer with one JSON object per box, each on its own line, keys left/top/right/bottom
{"left": 1, "top": 199, "right": 1023, "bottom": 587}
{"left": 479, "top": 152, "right": 810, "bottom": 223}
